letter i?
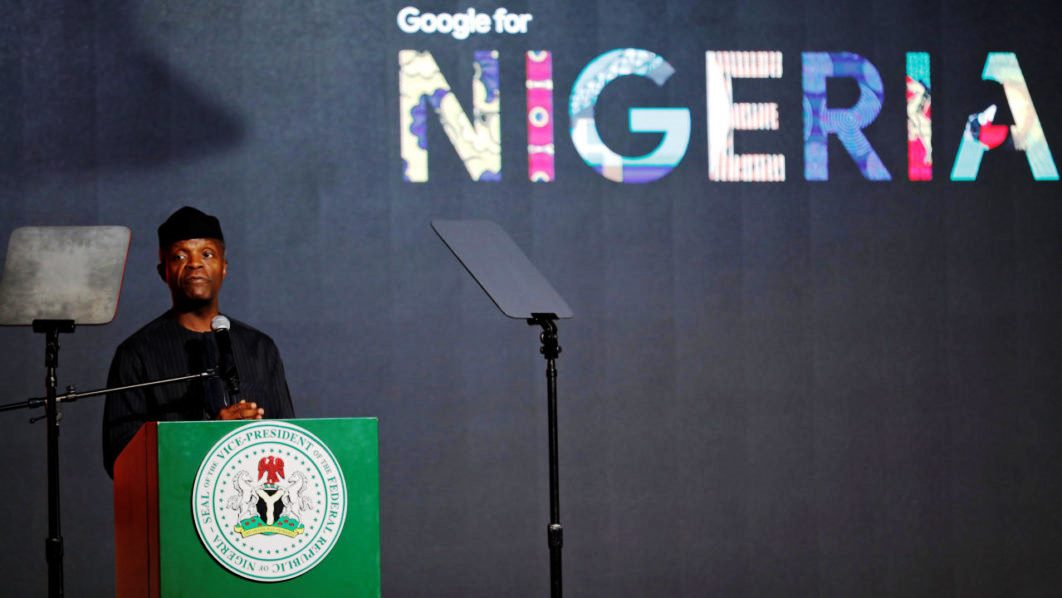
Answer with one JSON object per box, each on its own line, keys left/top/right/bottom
{"left": 907, "top": 52, "right": 932, "bottom": 180}
{"left": 526, "top": 51, "right": 555, "bottom": 182}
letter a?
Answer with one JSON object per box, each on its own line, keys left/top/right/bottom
{"left": 950, "top": 53, "right": 1059, "bottom": 181}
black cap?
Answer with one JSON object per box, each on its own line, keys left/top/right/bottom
{"left": 157, "top": 206, "right": 224, "bottom": 249}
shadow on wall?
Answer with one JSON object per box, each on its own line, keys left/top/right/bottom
{"left": 0, "top": 0, "right": 243, "bottom": 177}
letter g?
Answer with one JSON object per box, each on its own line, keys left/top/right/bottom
{"left": 397, "top": 6, "right": 421, "bottom": 33}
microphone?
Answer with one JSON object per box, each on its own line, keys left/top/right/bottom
{"left": 210, "top": 315, "right": 240, "bottom": 406}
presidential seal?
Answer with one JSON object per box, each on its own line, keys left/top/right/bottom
{"left": 192, "top": 421, "right": 347, "bottom": 582}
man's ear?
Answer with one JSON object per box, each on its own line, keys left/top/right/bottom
{"left": 157, "top": 262, "right": 166, "bottom": 281}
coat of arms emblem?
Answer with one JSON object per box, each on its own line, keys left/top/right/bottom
{"left": 192, "top": 421, "right": 347, "bottom": 582}
{"left": 228, "top": 454, "right": 316, "bottom": 538}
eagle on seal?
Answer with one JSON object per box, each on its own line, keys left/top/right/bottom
{"left": 258, "top": 455, "right": 285, "bottom": 484}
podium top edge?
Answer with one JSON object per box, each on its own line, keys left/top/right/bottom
{"left": 158, "top": 417, "right": 379, "bottom": 427}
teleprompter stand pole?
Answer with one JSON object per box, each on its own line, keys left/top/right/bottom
{"left": 34, "top": 319, "right": 75, "bottom": 598}
{"left": 529, "top": 314, "right": 563, "bottom": 598}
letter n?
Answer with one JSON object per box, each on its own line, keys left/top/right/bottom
{"left": 398, "top": 50, "right": 501, "bottom": 182}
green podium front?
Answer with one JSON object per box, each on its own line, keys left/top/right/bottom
{"left": 114, "top": 418, "right": 380, "bottom": 597}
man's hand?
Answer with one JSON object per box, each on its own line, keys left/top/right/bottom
{"left": 217, "top": 400, "right": 265, "bottom": 420}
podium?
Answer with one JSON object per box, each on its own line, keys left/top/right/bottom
{"left": 114, "top": 418, "right": 380, "bottom": 597}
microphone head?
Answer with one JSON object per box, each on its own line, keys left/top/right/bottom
{"left": 211, "top": 314, "right": 231, "bottom": 332}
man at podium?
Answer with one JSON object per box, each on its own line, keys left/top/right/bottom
{"left": 102, "top": 206, "right": 295, "bottom": 476}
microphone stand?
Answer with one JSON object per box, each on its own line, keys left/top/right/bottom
{"left": 0, "top": 319, "right": 218, "bottom": 598}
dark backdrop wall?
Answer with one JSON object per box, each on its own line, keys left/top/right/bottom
{"left": 2, "top": 1, "right": 1061, "bottom": 595}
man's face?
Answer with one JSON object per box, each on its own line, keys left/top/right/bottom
{"left": 159, "top": 238, "right": 227, "bottom": 307}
